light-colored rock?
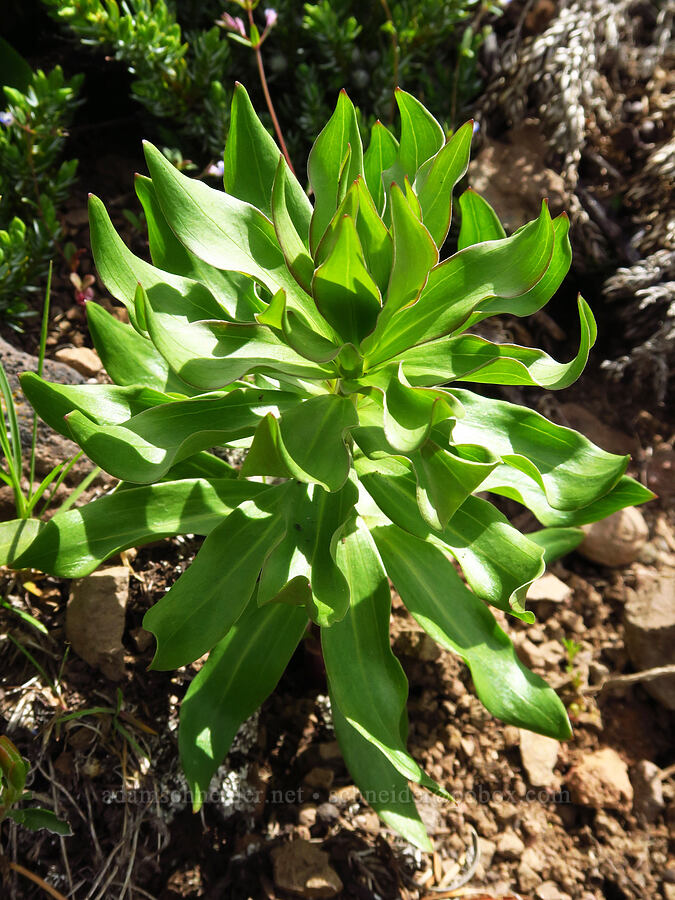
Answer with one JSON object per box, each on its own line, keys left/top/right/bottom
{"left": 518, "top": 638, "right": 565, "bottom": 669}
{"left": 567, "top": 748, "right": 634, "bottom": 810}
{"left": 271, "top": 839, "right": 343, "bottom": 899}
{"left": 54, "top": 345, "right": 102, "bottom": 377}
{"left": 298, "top": 805, "right": 317, "bottom": 828}
{"left": 496, "top": 829, "right": 525, "bottom": 860}
{"left": 520, "top": 729, "right": 560, "bottom": 787}
{"left": 624, "top": 571, "right": 675, "bottom": 709}
{"left": 631, "top": 760, "right": 665, "bottom": 822}
{"left": 536, "top": 882, "right": 572, "bottom": 900}
{"left": 528, "top": 573, "right": 572, "bottom": 604}
{"left": 579, "top": 507, "right": 648, "bottom": 567}
{"left": 518, "top": 859, "right": 543, "bottom": 893}
{"left": 66, "top": 567, "right": 129, "bottom": 680}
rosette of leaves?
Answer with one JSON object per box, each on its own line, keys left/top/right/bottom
{"left": 15, "top": 85, "right": 652, "bottom": 849}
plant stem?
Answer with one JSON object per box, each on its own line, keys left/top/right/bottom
{"left": 247, "top": 6, "right": 295, "bottom": 175}
{"left": 8, "top": 861, "right": 69, "bottom": 900}
{"left": 29, "top": 262, "right": 52, "bottom": 496}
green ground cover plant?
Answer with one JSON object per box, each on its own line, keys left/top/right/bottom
{"left": 0, "top": 55, "right": 82, "bottom": 320}
{"left": 41, "top": 0, "right": 493, "bottom": 161}
{"left": 13, "top": 85, "right": 652, "bottom": 849}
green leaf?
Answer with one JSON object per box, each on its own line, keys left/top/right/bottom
{"left": 88, "top": 194, "right": 222, "bottom": 335}
{"left": 484, "top": 470, "right": 654, "bottom": 527}
{"left": 64, "top": 389, "right": 298, "bottom": 483}
{"left": 415, "top": 120, "right": 474, "bottom": 248}
{"left": 451, "top": 389, "right": 630, "bottom": 511}
{"left": 6, "top": 807, "right": 72, "bottom": 836}
{"left": 258, "top": 480, "right": 357, "bottom": 625}
{"left": 322, "top": 518, "right": 448, "bottom": 795}
{"left": 85, "top": 302, "right": 197, "bottom": 394}
{"left": 0, "top": 518, "right": 43, "bottom": 567}
{"left": 457, "top": 188, "right": 506, "bottom": 249}
{"left": 144, "top": 484, "right": 289, "bottom": 669}
{"left": 224, "top": 82, "right": 311, "bottom": 237}
{"left": 142, "top": 286, "right": 333, "bottom": 387}
{"left": 363, "top": 120, "right": 399, "bottom": 215}
{"left": 353, "top": 177, "right": 393, "bottom": 295}
{"left": 257, "top": 290, "right": 340, "bottom": 364}
{"left": 271, "top": 158, "right": 315, "bottom": 293}
{"left": 411, "top": 441, "right": 498, "bottom": 530}
{"left": 312, "top": 215, "right": 381, "bottom": 346}
{"left": 398, "top": 296, "right": 596, "bottom": 390}
{"left": 395, "top": 88, "right": 445, "bottom": 181}
{"left": 369, "top": 184, "right": 437, "bottom": 342}
{"left": 20, "top": 372, "right": 174, "bottom": 438}
{"left": 373, "top": 524, "right": 571, "bottom": 740}
{"left": 466, "top": 213, "right": 572, "bottom": 326}
{"left": 355, "top": 462, "right": 543, "bottom": 620}
{"left": 12, "top": 479, "right": 266, "bottom": 577}
{"left": 313, "top": 180, "right": 360, "bottom": 268}
{"left": 143, "top": 141, "right": 327, "bottom": 335}
{"left": 241, "top": 394, "right": 359, "bottom": 492}
{"left": 135, "top": 173, "right": 264, "bottom": 321}
{"left": 180, "top": 594, "right": 308, "bottom": 811}
{"left": 527, "top": 527, "right": 585, "bottom": 564}
{"left": 382, "top": 367, "right": 461, "bottom": 453}
{"left": 364, "top": 203, "right": 555, "bottom": 365}
{"left": 331, "top": 697, "right": 433, "bottom": 852}
{"left": 308, "top": 90, "right": 363, "bottom": 253}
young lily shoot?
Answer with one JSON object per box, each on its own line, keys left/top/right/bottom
{"left": 14, "top": 85, "right": 653, "bottom": 851}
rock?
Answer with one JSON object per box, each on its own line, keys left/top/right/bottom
{"left": 520, "top": 729, "right": 560, "bottom": 787}
{"left": 0, "top": 336, "right": 89, "bottom": 481}
{"left": 518, "top": 851, "right": 544, "bottom": 893}
{"left": 271, "top": 840, "right": 343, "bottom": 899}
{"left": 518, "top": 638, "right": 565, "bottom": 669}
{"left": 316, "top": 802, "right": 340, "bottom": 825}
{"left": 393, "top": 628, "right": 440, "bottom": 661}
{"left": 496, "top": 830, "right": 525, "bottom": 860}
{"left": 631, "top": 760, "right": 665, "bottom": 822}
{"left": 624, "top": 571, "right": 675, "bottom": 709}
{"left": 318, "top": 741, "right": 341, "bottom": 761}
{"left": 298, "top": 805, "right": 317, "bottom": 828}
{"left": 579, "top": 507, "right": 648, "bottom": 567}
{"left": 477, "top": 836, "right": 496, "bottom": 871}
{"left": 567, "top": 748, "right": 634, "bottom": 810}
{"left": 304, "top": 767, "right": 334, "bottom": 791}
{"left": 66, "top": 567, "right": 129, "bottom": 680}
{"left": 469, "top": 122, "right": 567, "bottom": 232}
{"left": 54, "top": 345, "right": 102, "bottom": 377}
{"left": 536, "top": 882, "right": 572, "bottom": 900}
{"left": 528, "top": 573, "right": 572, "bottom": 604}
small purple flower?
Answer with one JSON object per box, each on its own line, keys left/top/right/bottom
{"left": 0, "top": 111, "right": 15, "bottom": 126}
{"left": 264, "top": 8, "right": 278, "bottom": 28}
{"left": 219, "top": 12, "right": 246, "bottom": 37}
{"left": 207, "top": 159, "right": 225, "bottom": 178}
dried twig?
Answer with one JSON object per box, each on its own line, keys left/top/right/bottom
{"left": 582, "top": 663, "right": 675, "bottom": 694}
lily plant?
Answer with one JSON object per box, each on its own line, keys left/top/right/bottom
{"left": 14, "top": 85, "right": 652, "bottom": 849}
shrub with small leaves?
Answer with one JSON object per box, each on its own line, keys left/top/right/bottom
{"left": 15, "top": 86, "right": 652, "bottom": 849}
{"left": 0, "top": 64, "right": 82, "bottom": 319}
{"left": 42, "top": 0, "right": 232, "bottom": 157}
